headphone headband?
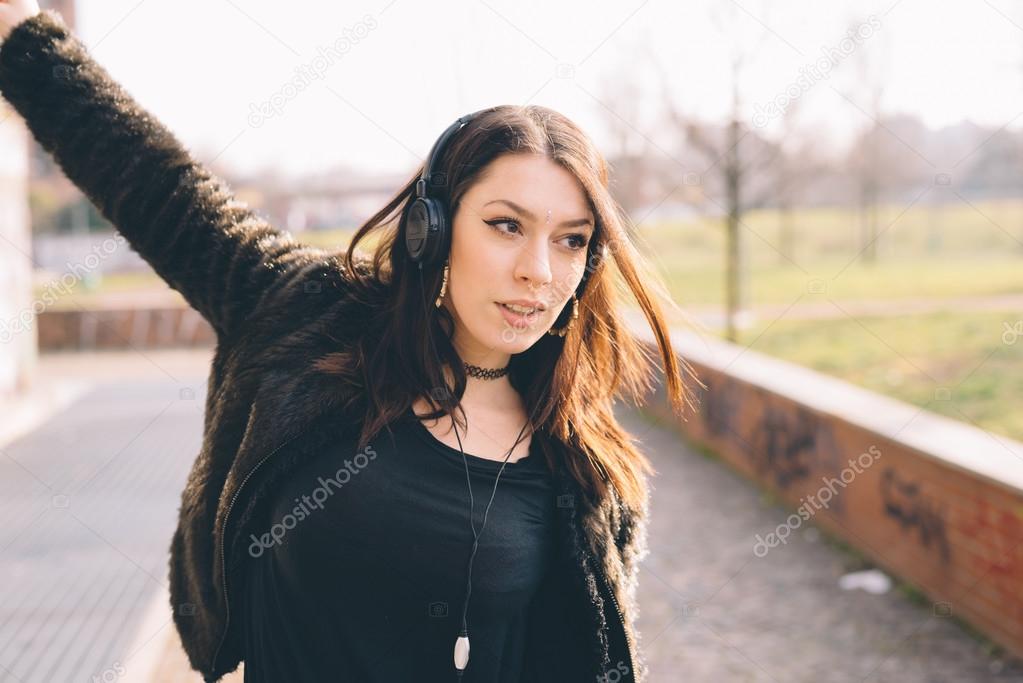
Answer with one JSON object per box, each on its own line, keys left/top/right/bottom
{"left": 416, "top": 107, "right": 492, "bottom": 200}
{"left": 406, "top": 107, "right": 496, "bottom": 265}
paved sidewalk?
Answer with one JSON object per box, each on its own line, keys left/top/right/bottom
{"left": 0, "top": 349, "right": 214, "bottom": 683}
{"left": 2, "top": 348, "right": 1022, "bottom": 681}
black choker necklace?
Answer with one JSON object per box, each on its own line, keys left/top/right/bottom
{"left": 463, "top": 361, "right": 509, "bottom": 380}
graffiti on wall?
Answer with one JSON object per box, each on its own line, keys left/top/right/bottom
{"left": 698, "top": 374, "right": 742, "bottom": 442}
{"left": 879, "top": 467, "right": 952, "bottom": 563}
{"left": 748, "top": 403, "right": 817, "bottom": 489}
{"left": 698, "top": 375, "right": 845, "bottom": 510}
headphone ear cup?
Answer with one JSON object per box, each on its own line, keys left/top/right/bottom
{"left": 405, "top": 197, "right": 448, "bottom": 266}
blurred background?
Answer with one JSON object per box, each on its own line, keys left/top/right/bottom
{"left": 2, "top": 0, "right": 1023, "bottom": 681}
{"left": 5, "top": 0, "right": 1022, "bottom": 441}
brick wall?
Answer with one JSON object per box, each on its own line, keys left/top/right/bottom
{"left": 633, "top": 323, "right": 1023, "bottom": 660}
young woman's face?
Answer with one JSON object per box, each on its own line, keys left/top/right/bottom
{"left": 443, "top": 153, "right": 596, "bottom": 364}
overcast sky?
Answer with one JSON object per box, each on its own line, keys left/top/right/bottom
{"left": 65, "top": 0, "right": 1023, "bottom": 179}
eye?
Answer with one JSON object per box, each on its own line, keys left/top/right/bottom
{"left": 485, "top": 217, "right": 591, "bottom": 252}
{"left": 565, "top": 235, "right": 589, "bottom": 251}
{"left": 484, "top": 217, "right": 521, "bottom": 236}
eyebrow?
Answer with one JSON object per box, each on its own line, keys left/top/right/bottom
{"left": 483, "top": 199, "right": 594, "bottom": 230}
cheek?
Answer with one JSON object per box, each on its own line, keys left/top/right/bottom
{"left": 450, "top": 256, "right": 495, "bottom": 310}
{"left": 456, "top": 245, "right": 509, "bottom": 288}
{"left": 554, "top": 260, "right": 586, "bottom": 296}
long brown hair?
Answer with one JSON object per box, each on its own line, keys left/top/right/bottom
{"left": 315, "top": 104, "right": 694, "bottom": 512}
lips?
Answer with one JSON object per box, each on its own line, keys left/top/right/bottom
{"left": 496, "top": 302, "right": 541, "bottom": 327}
{"left": 498, "top": 300, "right": 546, "bottom": 312}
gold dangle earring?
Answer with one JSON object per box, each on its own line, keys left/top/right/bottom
{"left": 547, "top": 293, "right": 579, "bottom": 337}
{"left": 434, "top": 259, "right": 450, "bottom": 308}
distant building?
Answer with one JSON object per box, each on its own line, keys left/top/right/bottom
{"left": 0, "top": 0, "right": 77, "bottom": 400}
{"left": 0, "top": 86, "right": 33, "bottom": 398}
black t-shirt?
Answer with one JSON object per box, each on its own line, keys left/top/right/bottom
{"left": 241, "top": 406, "right": 557, "bottom": 682}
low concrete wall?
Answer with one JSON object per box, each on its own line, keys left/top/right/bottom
{"left": 632, "top": 322, "right": 1023, "bottom": 660}
{"left": 37, "top": 306, "right": 214, "bottom": 350}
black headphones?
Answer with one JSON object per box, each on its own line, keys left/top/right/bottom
{"left": 404, "top": 107, "right": 495, "bottom": 267}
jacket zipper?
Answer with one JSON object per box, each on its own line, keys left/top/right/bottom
{"left": 209, "top": 443, "right": 287, "bottom": 678}
{"left": 592, "top": 554, "right": 637, "bottom": 682}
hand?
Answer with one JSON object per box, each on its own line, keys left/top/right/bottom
{"left": 0, "top": 0, "right": 41, "bottom": 42}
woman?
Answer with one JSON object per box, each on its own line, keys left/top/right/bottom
{"left": 0, "top": 3, "right": 692, "bottom": 681}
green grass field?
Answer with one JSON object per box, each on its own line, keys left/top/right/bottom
{"left": 635, "top": 200, "right": 1023, "bottom": 305}
{"left": 629, "top": 200, "right": 1023, "bottom": 441}
{"left": 737, "top": 309, "right": 1023, "bottom": 442}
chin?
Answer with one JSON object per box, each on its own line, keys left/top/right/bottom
{"left": 495, "top": 326, "right": 544, "bottom": 352}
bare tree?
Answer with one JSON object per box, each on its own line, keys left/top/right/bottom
{"left": 649, "top": 1, "right": 780, "bottom": 342}
{"left": 840, "top": 17, "right": 892, "bottom": 265}
{"left": 595, "top": 58, "right": 654, "bottom": 216}
{"left": 770, "top": 95, "right": 830, "bottom": 266}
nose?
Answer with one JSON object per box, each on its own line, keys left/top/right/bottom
{"left": 514, "top": 238, "right": 553, "bottom": 290}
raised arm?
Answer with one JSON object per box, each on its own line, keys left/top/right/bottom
{"left": 0, "top": 8, "right": 323, "bottom": 340}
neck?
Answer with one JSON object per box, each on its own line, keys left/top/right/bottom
{"left": 439, "top": 362, "right": 520, "bottom": 413}
{"left": 449, "top": 324, "right": 510, "bottom": 373}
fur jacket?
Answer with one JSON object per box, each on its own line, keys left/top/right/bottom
{"left": 0, "top": 10, "right": 651, "bottom": 682}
